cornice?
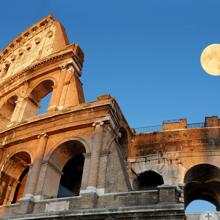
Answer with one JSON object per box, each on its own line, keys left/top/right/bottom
{"left": 0, "top": 45, "right": 83, "bottom": 96}
{"left": 0, "top": 99, "right": 115, "bottom": 146}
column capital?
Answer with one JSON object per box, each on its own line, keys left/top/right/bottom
{"left": 92, "top": 121, "right": 104, "bottom": 128}
{"left": 15, "top": 96, "right": 25, "bottom": 104}
{"left": 59, "top": 64, "right": 67, "bottom": 70}
{"left": 100, "top": 150, "right": 110, "bottom": 157}
{"left": 83, "top": 152, "right": 91, "bottom": 158}
{"left": 59, "top": 62, "right": 73, "bottom": 70}
{"left": 51, "top": 84, "right": 57, "bottom": 89}
{"left": 37, "top": 133, "right": 48, "bottom": 139}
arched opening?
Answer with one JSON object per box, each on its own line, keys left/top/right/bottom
{"left": 12, "top": 167, "right": 29, "bottom": 204}
{"left": 25, "top": 80, "right": 54, "bottom": 118}
{"left": 0, "top": 95, "right": 17, "bottom": 129}
{"left": 186, "top": 200, "right": 216, "bottom": 213}
{"left": 118, "top": 127, "right": 128, "bottom": 160}
{"left": 58, "top": 153, "right": 85, "bottom": 197}
{"left": 37, "top": 93, "right": 52, "bottom": 115}
{"left": 184, "top": 164, "right": 220, "bottom": 212}
{"left": 0, "top": 152, "right": 31, "bottom": 205}
{"left": 137, "top": 170, "right": 164, "bottom": 190}
{"left": 44, "top": 140, "right": 86, "bottom": 198}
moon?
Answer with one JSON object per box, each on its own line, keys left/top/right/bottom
{"left": 201, "top": 44, "right": 220, "bottom": 76}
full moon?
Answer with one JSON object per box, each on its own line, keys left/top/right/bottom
{"left": 201, "top": 44, "right": 220, "bottom": 76}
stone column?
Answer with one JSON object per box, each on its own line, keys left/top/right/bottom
{"left": 96, "top": 150, "right": 110, "bottom": 193}
{"left": 23, "top": 133, "right": 48, "bottom": 199}
{"left": 58, "top": 67, "right": 73, "bottom": 109}
{"left": 59, "top": 65, "right": 84, "bottom": 109}
{"left": 35, "top": 160, "right": 63, "bottom": 199}
{"left": 10, "top": 83, "right": 30, "bottom": 124}
{"left": 10, "top": 96, "right": 25, "bottom": 124}
{"left": 86, "top": 121, "right": 104, "bottom": 192}
{"left": 4, "top": 178, "right": 17, "bottom": 205}
{"left": 47, "top": 66, "right": 67, "bottom": 112}
{"left": 80, "top": 153, "right": 91, "bottom": 191}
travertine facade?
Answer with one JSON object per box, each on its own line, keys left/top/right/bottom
{"left": 0, "top": 15, "right": 219, "bottom": 220}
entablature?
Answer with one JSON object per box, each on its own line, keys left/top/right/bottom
{"left": 0, "top": 45, "right": 83, "bottom": 97}
{"left": 0, "top": 97, "right": 131, "bottom": 148}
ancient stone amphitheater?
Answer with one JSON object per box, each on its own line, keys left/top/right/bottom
{"left": 0, "top": 15, "right": 219, "bottom": 220}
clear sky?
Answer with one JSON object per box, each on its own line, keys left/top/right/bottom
{"left": 1, "top": 0, "right": 220, "bottom": 213}
{"left": 1, "top": 0, "right": 220, "bottom": 128}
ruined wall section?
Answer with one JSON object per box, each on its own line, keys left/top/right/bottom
{"left": 129, "top": 116, "right": 220, "bottom": 187}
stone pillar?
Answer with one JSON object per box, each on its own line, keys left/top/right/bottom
{"left": 23, "top": 133, "right": 48, "bottom": 199}
{"left": 47, "top": 67, "right": 67, "bottom": 112}
{"left": 13, "top": 97, "right": 39, "bottom": 123}
{"left": 59, "top": 65, "right": 84, "bottom": 109}
{"left": 96, "top": 150, "right": 110, "bottom": 193}
{"left": 0, "top": 113, "right": 9, "bottom": 129}
{"left": 86, "top": 121, "right": 104, "bottom": 192}
{"left": 3, "top": 177, "right": 17, "bottom": 205}
{"left": 35, "top": 160, "right": 63, "bottom": 199}
{"left": 58, "top": 67, "right": 72, "bottom": 109}
{"left": 80, "top": 153, "right": 91, "bottom": 191}
{"left": 10, "top": 96, "right": 25, "bottom": 124}
{"left": 9, "top": 83, "right": 31, "bottom": 124}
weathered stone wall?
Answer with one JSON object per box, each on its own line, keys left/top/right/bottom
{"left": 129, "top": 126, "right": 220, "bottom": 185}
{"left": 0, "top": 187, "right": 184, "bottom": 219}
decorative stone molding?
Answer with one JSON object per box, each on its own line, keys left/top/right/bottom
{"left": 100, "top": 150, "right": 110, "bottom": 157}
{"left": 37, "top": 133, "right": 48, "bottom": 139}
{"left": 0, "top": 48, "right": 81, "bottom": 95}
{"left": 92, "top": 121, "right": 104, "bottom": 128}
{"left": 0, "top": 15, "right": 55, "bottom": 61}
{"left": 83, "top": 152, "right": 91, "bottom": 158}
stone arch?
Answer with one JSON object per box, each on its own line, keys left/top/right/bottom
{"left": 132, "top": 169, "right": 164, "bottom": 190}
{"left": 42, "top": 139, "right": 87, "bottom": 198}
{"left": 4, "top": 148, "right": 33, "bottom": 165}
{"left": 0, "top": 151, "right": 31, "bottom": 205}
{"left": 184, "top": 163, "right": 220, "bottom": 211}
{"left": 25, "top": 79, "right": 55, "bottom": 117}
{"left": 45, "top": 136, "right": 90, "bottom": 161}
{"left": 0, "top": 95, "right": 18, "bottom": 129}
{"left": 29, "top": 76, "right": 57, "bottom": 91}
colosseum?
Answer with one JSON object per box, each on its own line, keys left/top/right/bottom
{"left": 0, "top": 15, "right": 219, "bottom": 220}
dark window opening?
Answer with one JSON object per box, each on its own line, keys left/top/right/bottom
{"left": 0, "top": 152, "right": 30, "bottom": 205}
{"left": 184, "top": 164, "right": 220, "bottom": 212}
{"left": 12, "top": 167, "right": 29, "bottom": 204}
{"left": 138, "top": 170, "right": 164, "bottom": 189}
{"left": 58, "top": 153, "right": 85, "bottom": 198}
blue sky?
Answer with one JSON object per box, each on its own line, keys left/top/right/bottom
{"left": 1, "top": 0, "right": 220, "bottom": 128}
{"left": 1, "top": 0, "right": 220, "bottom": 212}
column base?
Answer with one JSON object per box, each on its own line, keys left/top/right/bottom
{"left": 33, "top": 195, "right": 46, "bottom": 201}
{"left": 80, "top": 186, "right": 105, "bottom": 196}
{"left": 19, "top": 193, "right": 34, "bottom": 202}
{"left": 47, "top": 105, "right": 58, "bottom": 112}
